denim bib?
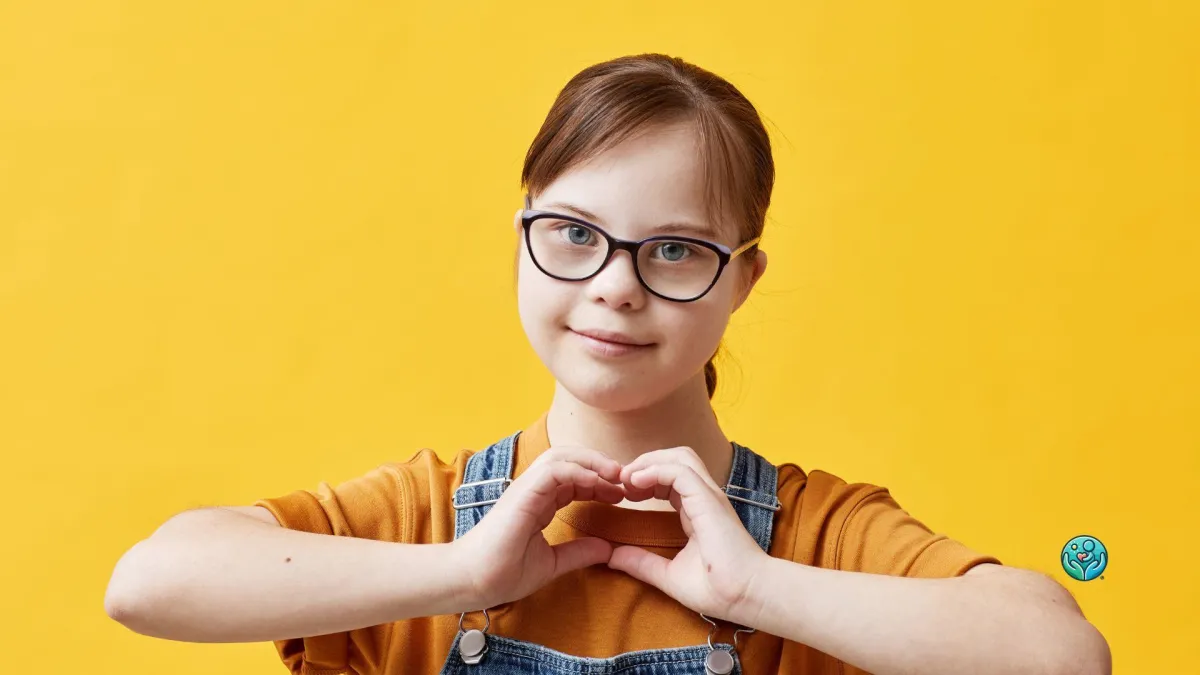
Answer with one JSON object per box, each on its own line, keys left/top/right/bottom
{"left": 440, "top": 433, "right": 781, "bottom": 675}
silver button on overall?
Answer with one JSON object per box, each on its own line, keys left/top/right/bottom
{"left": 457, "top": 609, "right": 491, "bottom": 665}
{"left": 704, "top": 648, "right": 735, "bottom": 675}
{"left": 459, "top": 629, "right": 488, "bottom": 665}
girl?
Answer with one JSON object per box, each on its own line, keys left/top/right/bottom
{"left": 105, "top": 53, "right": 1110, "bottom": 675}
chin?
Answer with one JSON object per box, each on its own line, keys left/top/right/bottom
{"left": 555, "top": 368, "right": 665, "bottom": 412}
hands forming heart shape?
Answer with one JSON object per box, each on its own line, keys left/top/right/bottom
{"left": 451, "top": 445, "right": 771, "bottom": 627}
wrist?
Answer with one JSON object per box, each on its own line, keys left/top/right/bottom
{"left": 729, "top": 553, "right": 798, "bottom": 632}
{"left": 383, "top": 541, "right": 487, "bottom": 620}
{"left": 442, "top": 540, "right": 490, "bottom": 613}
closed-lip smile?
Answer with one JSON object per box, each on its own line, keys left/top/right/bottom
{"left": 569, "top": 328, "right": 655, "bottom": 357}
{"left": 570, "top": 328, "right": 653, "bottom": 347}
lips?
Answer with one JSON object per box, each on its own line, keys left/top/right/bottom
{"left": 570, "top": 328, "right": 653, "bottom": 347}
{"left": 569, "top": 327, "right": 655, "bottom": 357}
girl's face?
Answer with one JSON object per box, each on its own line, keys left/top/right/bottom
{"left": 517, "top": 121, "right": 767, "bottom": 411}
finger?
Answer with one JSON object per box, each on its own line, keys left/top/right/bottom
{"left": 537, "top": 482, "right": 624, "bottom": 531}
{"left": 621, "top": 447, "right": 722, "bottom": 492}
{"left": 607, "top": 545, "right": 673, "bottom": 591}
{"left": 620, "top": 480, "right": 659, "bottom": 503}
{"left": 525, "top": 464, "right": 600, "bottom": 529}
{"left": 549, "top": 471, "right": 624, "bottom": 509}
{"left": 620, "top": 485, "right": 659, "bottom": 503}
{"left": 551, "top": 537, "right": 614, "bottom": 578}
{"left": 554, "top": 482, "right": 577, "bottom": 508}
{"left": 532, "top": 446, "right": 624, "bottom": 483}
{"left": 535, "top": 461, "right": 618, "bottom": 498}
{"left": 621, "top": 448, "right": 701, "bottom": 503}
{"left": 621, "top": 470, "right": 691, "bottom": 505}
{"left": 526, "top": 465, "right": 607, "bottom": 529}
{"left": 507, "top": 461, "right": 624, "bottom": 522}
{"left": 630, "top": 481, "right": 675, "bottom": 504}
{"left": 627, "top": 464, "right": 724, "bottom": 520}
{"left": 628, "top": 463, "right": 707, "bottom": 497}
{"left": 594, "top": 479, "right": 626, "bottom": 504}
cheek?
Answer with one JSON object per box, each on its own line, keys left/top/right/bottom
{"left": 517, "top": 254, "right": 569, "bottom": 337}
{"left": 659, "top": 299, "right": 730, "bottom": 361}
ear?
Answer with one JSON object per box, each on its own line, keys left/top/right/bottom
{"left": 513, "top": 207, "right": 524, "bottom": 231}
{"left": 731, "top": 248, "right": 768, "bottom": 313}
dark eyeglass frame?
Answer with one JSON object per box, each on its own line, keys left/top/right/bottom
{"left": 517, "top": 196, "right": 761, "bottom": 303}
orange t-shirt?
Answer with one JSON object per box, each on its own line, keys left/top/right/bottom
{"left": 255, "top": 415, "right": 1000, "bottom": 675}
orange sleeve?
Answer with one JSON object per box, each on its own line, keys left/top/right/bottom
{"left": 834, "top": 484, "right": 1001, "bottom": 578}
{"left": 251, "top": 463, "right": 411, "bottom": 675}
{"left": 254, "top": 463, "right": 411, "bottom": 542}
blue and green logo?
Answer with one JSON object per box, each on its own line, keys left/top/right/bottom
{"left": 1061, "top": 535, "right": 1107, "bottom": 581}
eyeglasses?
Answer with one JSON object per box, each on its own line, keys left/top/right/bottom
{"left": 517, "top": 197, "right": 761, "bottom": 303}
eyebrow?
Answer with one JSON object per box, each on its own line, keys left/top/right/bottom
{"left": 542, "top": 201, "right": 720, "bottom": 240}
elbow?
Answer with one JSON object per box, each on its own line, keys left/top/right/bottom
{"left": 105, "top": 540, "right": 158, "bottom": 630}
{"left": 1019, "top": 572, "right": 1111, "bottom": 675}
{"left": 1047, "top": 621, "right": 1111, "bottom": 675}
{"left": 105, "top": 528, "right": 193, "bottom": 636}
{"left": 1078, "top": 624, "right": 1112, "bottom": 675}
{"left": 104, "top": 509, "right": 235, "bottom": 637}
{"left": 104, "top": 540, "right": 147, "bottom": 624}
{"left": 104, "top": 582, "right": 139, "bottom": 627}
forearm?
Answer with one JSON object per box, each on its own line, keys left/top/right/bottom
{"left": 737, "top": 557, "right": 1110, "bottom": 675}
{"left": 105, "top": 508, "right": 473, "bottom": 643}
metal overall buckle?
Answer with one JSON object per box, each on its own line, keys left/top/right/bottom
{"left": 457, "top": 609, "right": 491, "bottom": 665}
{"left": 700, "top": 614, "right": 755, "bottom": 675}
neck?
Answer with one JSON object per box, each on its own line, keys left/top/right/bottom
{"left": 545, "top": 374, "right": 734, "bottom": 487}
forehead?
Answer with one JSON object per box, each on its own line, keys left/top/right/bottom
{"left": 536, "top": 122, "right": 736, "bottom": 242}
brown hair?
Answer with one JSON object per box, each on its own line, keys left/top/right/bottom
{"left": 520, "top": 53, "right": 775, "bottom": 398}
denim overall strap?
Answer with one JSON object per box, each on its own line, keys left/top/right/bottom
{"left": 723, "top": 442, "right": 782, "bottom": 554}
{"left": 451, "top": 432, "right": 520, "bottom": 539}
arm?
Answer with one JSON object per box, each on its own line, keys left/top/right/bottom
{"left": 738, "top": 559, "right": 1111, "bottom": 675}
{"left": 106, "top": 448, "right": 625, "bottom": 645}
{"left": 104, "top": 506, "right": 472, "bottom": 643}
{"left": 604, "top": 450, "right": 1111, "bottom": 675}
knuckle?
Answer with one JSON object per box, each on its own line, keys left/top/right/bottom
{"left": 550, "top": 460, "right": 590, "bottom": 481}
{"left": 524, "top": 462, "right": 554, "bottom": 482}
{"left": 546, "top": 458, "right": 575, "bottom": 472}
{"left": 536, "top": 447, "right": 568, "bottom": 463}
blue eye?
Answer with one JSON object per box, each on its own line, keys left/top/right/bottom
{"left": 651, "top": 241, "right": 692, "bottom": 261}
{"left": 565, "top": 225, "right": 593, "bottom": 245}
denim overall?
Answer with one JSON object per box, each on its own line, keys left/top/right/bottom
{"left": 440, "top": 432, "right": 782, "bottom": 675}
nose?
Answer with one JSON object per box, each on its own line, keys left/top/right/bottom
{"left": 587, "top": 249, "right": 647, "bottom": 310}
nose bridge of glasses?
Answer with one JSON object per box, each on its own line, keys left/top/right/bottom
{"left": 609, "top": 237, "right": 644, "bottom": 259}
{"left": 596, "top": 239, "right": 641, "bottom": 279}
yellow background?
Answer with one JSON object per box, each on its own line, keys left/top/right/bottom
{"left": 2, "top": 1, "right": 1196, "bottom": 672}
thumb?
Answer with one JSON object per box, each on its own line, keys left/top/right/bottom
{"left": 550, "top": 537, "right": 613, "bottom": 578}
{"left": 607, "top": 545, "right": 672, "bottom": 590}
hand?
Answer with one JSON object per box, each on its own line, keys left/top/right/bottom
{"left": 607, "top": 447, "right": 771, "bottom": 625}
{"left": 451, "top": 447, "right": 625, "bottom": 611}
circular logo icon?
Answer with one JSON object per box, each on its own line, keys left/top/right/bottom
{"left": 1061, "top": 535, "right": 1107, "bottom": 581}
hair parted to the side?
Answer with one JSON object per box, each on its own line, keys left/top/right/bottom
{"left": 520, "top": 53, "right": 775, "bottom": 399}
